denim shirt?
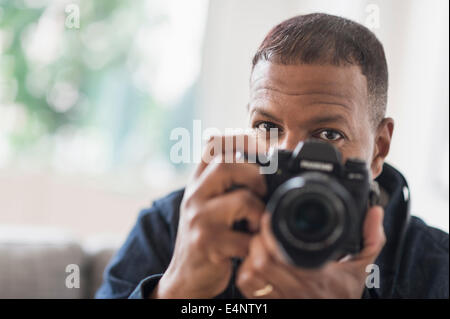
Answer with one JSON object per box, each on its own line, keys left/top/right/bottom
{"left": 95, "top": 164, "right": 449, "bottom": 299}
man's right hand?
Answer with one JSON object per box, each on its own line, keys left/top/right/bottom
{"left": 151, "top": 135, "right": 267, "bottom": 298}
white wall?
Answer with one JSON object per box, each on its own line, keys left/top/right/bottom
{"left": 197, "top": 0, "right": 449, "bottom": 231}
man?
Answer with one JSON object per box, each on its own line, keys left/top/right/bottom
{"left": 96, "top": 13, "right": 449, "bottom": 299}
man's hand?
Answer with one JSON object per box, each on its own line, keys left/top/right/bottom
{"left": 236, "top": 206, "right": 386, "bottom": 298}
{"left": 151, "top": 135, "right": 267, "bottom": 299}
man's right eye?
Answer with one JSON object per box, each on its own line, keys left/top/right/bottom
{"left": 255, "top": 121, "right": 279, "bottom": 132}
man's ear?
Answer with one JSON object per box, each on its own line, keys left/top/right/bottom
{"left": 371, "top": 117, "right": 394, "bottom": 179}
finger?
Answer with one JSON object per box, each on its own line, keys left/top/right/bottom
{"left": 236, "top": 255, "right": 283, "bottom": 299}
{"left": 194, "top": 160, "right": 267, "bottom": 200}
{"left": 351, "top": 206, "right": 386, "bottom": 265}
{"left": 248, "top": 233, "right": 305, "bottom": 296}
{"left": 205, "top": 189, "right": 265, "bottom": 232}
{"left": 236, "top": 260, "right": 270, "bottom": 298}
{"left": 193, "top": 134, "right": 264, "bottom": 179}
{"left": 259, "top": 212, "right": 290, "bottom": 264}
{"left": 205, "top": 228, "right": 253, "bottom": 263}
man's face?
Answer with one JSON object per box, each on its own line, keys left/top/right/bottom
{"left": 248, "top": 61, "right": 391, "bottom": 178}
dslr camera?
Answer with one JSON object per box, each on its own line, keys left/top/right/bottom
{"left": 243, "top": 139, "right": 379, "bottom": 268}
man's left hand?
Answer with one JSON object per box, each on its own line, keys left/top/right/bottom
{"left": 236, "top": 206, "right": 386, "bottom": 299}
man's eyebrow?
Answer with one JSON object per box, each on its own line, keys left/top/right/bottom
{"left": 250, "top": 106, "right": 350, "bottom": 127}
{"left": 249, "top": 107, "right": 283, "bottom": 123}
{"left": 304, "top": 114, "right": 350, "bottom": 126}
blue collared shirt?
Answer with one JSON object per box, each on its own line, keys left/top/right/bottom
{"left": 96, "top": 164, "right": 449, "bottom": 299}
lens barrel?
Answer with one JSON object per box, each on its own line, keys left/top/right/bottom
{"left": 267, "top": 172, "right": 357, "bottom": 268}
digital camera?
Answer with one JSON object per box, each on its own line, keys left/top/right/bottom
{"left": 256, "top": 139, "right": 379, "bottom": 268}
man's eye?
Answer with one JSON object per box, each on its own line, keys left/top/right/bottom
{"left": 255, "top": 121, "right": 279, "bottom": 132}
{"left": 316, "top": 130, "right": 344, "bottom": 141}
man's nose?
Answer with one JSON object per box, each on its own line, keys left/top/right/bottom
{"left": 278, "top": 132, "right": 305, "bottom": 151}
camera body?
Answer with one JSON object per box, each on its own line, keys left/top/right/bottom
{"left": 260, "top": 139, "right": 379, "bottom": 268}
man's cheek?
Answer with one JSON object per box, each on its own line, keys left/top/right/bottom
{"left": 340, "top": 141, "right": 373, "bottom": 164}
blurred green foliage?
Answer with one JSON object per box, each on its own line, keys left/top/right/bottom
{"left": 0, "top": 0, "right": 196, "bottom": 170}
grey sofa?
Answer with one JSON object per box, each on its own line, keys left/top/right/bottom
{"left": 0, "top": 226, "right": 116, "bottom": 299}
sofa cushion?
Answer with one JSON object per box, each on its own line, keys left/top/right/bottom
{"left": 0, "top": 226, "right": 86, "bottom": 298}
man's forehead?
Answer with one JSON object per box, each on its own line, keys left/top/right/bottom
{"left": 250, "top": 61, "right": 368, "bottom": 101}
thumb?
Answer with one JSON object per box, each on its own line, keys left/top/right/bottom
{"left": 353, "top": 206, "right": 386, "bottom": 263}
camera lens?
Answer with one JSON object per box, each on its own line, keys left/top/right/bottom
{"left": 287, "top": 196, "right": 336, "bottom": 243}
{"left": 268, "top": 174, "right": 351, "bottom": 256}
{"left": 292, "top": 201, "right": 328, "bottom": 236}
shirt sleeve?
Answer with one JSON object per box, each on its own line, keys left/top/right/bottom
{"left": 128, "top": 274, "right": 164, "bottom": 299}
{"left": 95, "top": 204, "right": 174, "bottom": 299}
